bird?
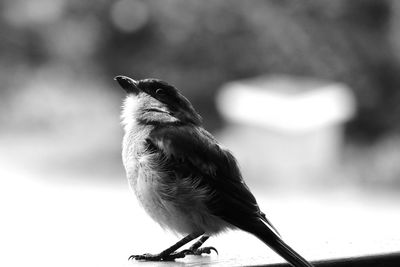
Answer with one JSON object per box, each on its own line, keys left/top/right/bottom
{"left": 115, "top": 75, "right": 314, "bottom": 267}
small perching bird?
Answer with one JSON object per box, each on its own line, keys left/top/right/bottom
{"left": 115, "top": 75, "right": 314, "bottom": 267}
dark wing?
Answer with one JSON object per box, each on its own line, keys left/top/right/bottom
{"left": 148, "top": 125, "right": 277, "bottom": 233}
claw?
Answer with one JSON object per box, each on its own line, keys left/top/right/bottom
{"left": 128, "top": 253, "right": 162, "bottom": 261}
{"left": 197, "top": 246, "right": 218, "bottom": 255}
{"left": 208, "top": 247, "right": 218, "bottom": 255}
{"left": 128, "top": 254, "right": 142, "bottom": 260}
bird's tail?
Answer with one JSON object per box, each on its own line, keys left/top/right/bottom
{"left": 252, "top": 219, "right": 314, "bottom": 267}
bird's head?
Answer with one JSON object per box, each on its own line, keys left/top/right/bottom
{"left": 115, "top": 75, "right": 202, "bottom": 127}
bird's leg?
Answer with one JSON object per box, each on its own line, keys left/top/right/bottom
{"left": 182, "top": 235, "right": 218, "bottom": 256}
{"left": 129, "top": 232, "right": 203, "bottom": 261}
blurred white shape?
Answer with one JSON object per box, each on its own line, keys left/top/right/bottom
{"left": 2, "top": 64, "right": 123, "bottom": 184}
{"left": 217, "top": 75, "right": 356, "bottom": 133}
{"left": 3, "top": 0, "right": 65, "bottom": 26}
{"left": 216, "top": 75, "right": 356, "bottom": 187}
{"left": 110, "top": 0, "right": 149, "bottom": 33}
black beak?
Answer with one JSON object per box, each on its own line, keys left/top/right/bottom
{"left": 114, "top": 75, "right": 139, "bottom": 94}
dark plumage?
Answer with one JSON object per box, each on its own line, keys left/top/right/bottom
{"left": 116, "top": 75, "right": 314, "bottom": 266}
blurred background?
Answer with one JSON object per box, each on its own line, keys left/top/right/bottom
{"left": 1, "top": 0, "right": 400, "bottom": 266}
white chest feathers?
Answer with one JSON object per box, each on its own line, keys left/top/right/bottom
{"left": 121, "top": 95, "right": 169, "bottom": 230}
{"left": 120, "top": 95, "right": 232, "bottom": 235}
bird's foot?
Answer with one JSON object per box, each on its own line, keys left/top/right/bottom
{"left": 128, "top": 247, "right": 218, "bottom": 261}
{"left": 128, "top": 251, "right": 188, "bottom": 261}
{"left": 182, "top": 246, "right": 218, "bottom": 256}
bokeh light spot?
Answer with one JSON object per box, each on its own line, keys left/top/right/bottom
{"left": 110, "top": 0, "right": 149, "bottom": 33}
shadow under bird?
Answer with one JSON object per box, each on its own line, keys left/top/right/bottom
{"left": 115, "top": 75, "right": 314, "bottom": 267}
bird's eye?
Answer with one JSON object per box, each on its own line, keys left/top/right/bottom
{"left": 155, "top": 88, "right": 166, "bottom": 95}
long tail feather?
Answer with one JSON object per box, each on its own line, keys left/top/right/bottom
{"left": 252, "top": 219, "right": 314, "bottom": 267}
